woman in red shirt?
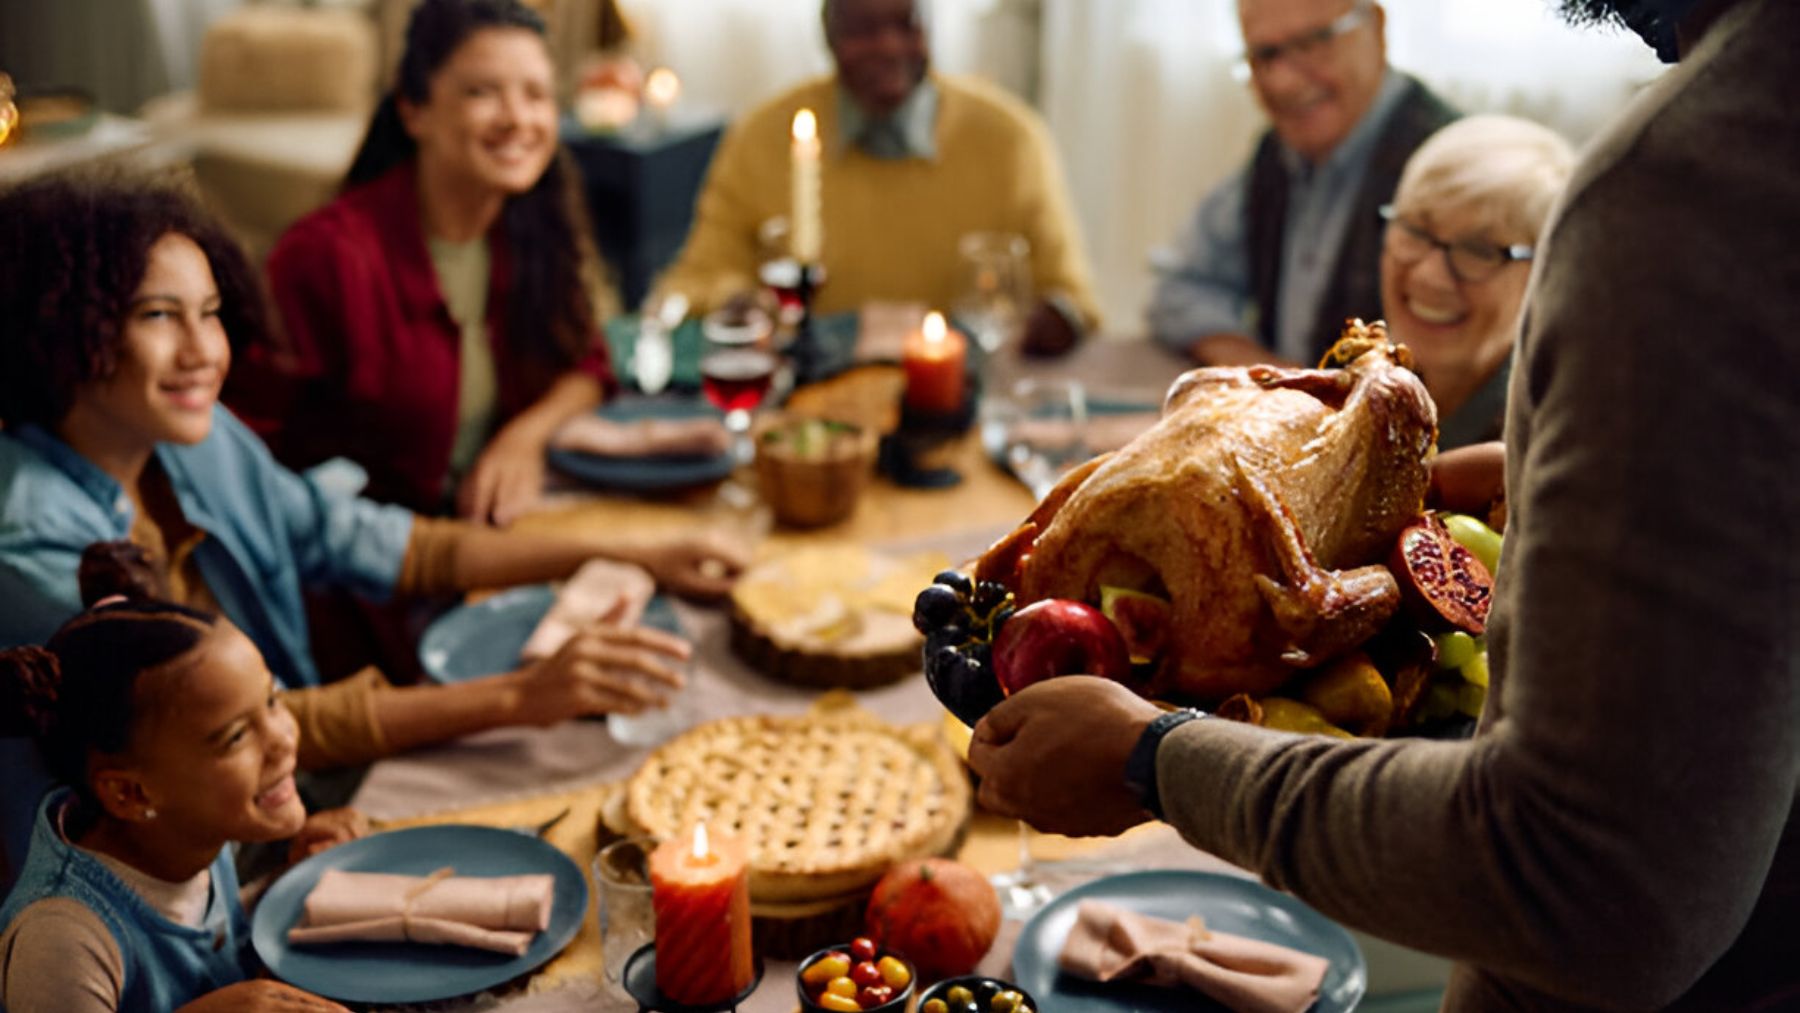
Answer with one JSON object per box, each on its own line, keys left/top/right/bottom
{"left": 231, "top": 0, "right": 611, "bottom": 526}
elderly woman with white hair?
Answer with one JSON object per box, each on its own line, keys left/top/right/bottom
{"left": 1378, "top": 114, "right": 1575, "bottom": 449}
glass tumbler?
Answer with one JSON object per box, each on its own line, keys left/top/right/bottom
{"left": 593, "top": 836, "right": 658, "bottom": 1000}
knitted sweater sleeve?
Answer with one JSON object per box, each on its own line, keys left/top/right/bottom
{"left": 0, "top": 897, "right": 121, "bottom": 1012}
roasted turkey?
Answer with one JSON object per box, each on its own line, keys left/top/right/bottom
{"left": 980, "top": 323, "right": 1438, "bottom": 703}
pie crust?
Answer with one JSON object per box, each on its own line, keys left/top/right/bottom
{"left": 621, "top": 704, "right": 970, "bottom": 905}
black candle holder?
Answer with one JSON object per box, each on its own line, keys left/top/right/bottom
{"left": 878, "top": 380, "right": 979, "bottom": 489}
{"left": 784, "top": 262, "right": 833, "bottom": 385}
{"left": 622, "top": 943, "right": 765, "bottom": 1012}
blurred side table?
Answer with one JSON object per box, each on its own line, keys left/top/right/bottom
{"left": 0, "top": 113, "right": 191, "bottom": 185}
{"left": 561, "top": 111, "right": 725, "bottom": 310}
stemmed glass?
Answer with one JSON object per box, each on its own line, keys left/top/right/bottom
{"left": 699, "top": 309, "right": 777, "bottom": 465}
{"left": 992, "top": 823, "right": 1055, "bottom": 920}
{"left": 984, "top": 377, "right": 1088, "bottom": 919}
{"left": 953, "top": 232, "right": 1032, "bottom": 390}
{"left": 984, "top": 378, "right": 1090, "bottom": 501}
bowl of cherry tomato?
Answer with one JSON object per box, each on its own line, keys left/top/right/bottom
{"left": 917, "top": 975, "right": 1038, "bottom": 1013}
{"left": 796, "top": 936, "right": 916, "bottom": 1012}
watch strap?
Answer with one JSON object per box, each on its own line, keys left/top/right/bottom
{"left": 1124, "top": 708, "right": 1207, "bottom": 820}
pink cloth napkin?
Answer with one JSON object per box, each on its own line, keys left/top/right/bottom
{"left": 520, "top": 559, "right": 656, "bottom": 661}
{"left": 1056, "top": 899, "right": 1330, "bottom": 1013}
{"left": 551, "top": 414, "right": 731, "bottom": 459}
{"left": 287, "top": 868, "right": 554, "bottom": 957}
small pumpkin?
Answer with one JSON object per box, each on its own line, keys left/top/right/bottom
{"left": 865, "top": 858, "right": 1000, "bottom": 981}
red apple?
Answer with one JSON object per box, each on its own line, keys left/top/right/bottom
{"left": 992, "top": 599, "right": 1132, "bottom": 695}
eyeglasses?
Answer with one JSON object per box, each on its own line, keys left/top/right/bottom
{"left": 1379, "top": 205, "right": 1533, "bottom": 284}
{"left": 1237, "top": 2, "right": 1374, "bottom": 79}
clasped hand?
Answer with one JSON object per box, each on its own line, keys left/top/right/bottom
{"left": 967, "top": 676, "right": 1163, "bottom": 838}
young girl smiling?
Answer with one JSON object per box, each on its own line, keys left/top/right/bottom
{"left": 0, "top": 567, "right": 354, "bottom": 1011}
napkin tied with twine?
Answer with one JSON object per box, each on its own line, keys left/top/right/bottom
{"left": 287, "top": 867, "right": 554, "bottom": 956}
{"left": 1057, "top": 899, "right": 1330, "bottom": 1013}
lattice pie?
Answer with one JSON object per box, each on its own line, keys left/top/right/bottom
{"left": 622, "top": 705, "right": 970, "bottom": 904}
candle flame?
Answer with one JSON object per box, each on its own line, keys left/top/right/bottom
{"left": 692, "top": 821, "right": 710, "bottom": 860}
{"left": 645, "top": 67, "right": 681, "bottom": 109}
{"left": 792, "top": 108, "right": 818, "bottom": 143}
{"left": 923, "top": 311, "right": 947, "bottom": 346}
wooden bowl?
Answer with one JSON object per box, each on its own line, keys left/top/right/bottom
{"left": 754, "top": 417, "right": 877, "bottom": 528}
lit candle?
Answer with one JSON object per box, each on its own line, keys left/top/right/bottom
{"left": 649, "top": 822, "right": 754, "bottom": 1005}
{"left": 644, "top": 67, "right": 680, "bottom": 129}
{"left": 790, "top": 108, "right": 823, "bottom": 264}
{"left": 903, "top": 311, "right": 968, "bottom": 415}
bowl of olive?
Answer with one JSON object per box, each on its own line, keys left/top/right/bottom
{"left": 917, "top": 975, "right": 1038, "bottom": 1013}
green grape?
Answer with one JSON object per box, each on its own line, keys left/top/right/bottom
{"left": 1420, "top": 681, "right": 1461, "bottom": 721}
{"left": 1460, "top": 650, "right": 1490, "bottom": 688}
{"left": 1457, "top": 681, "right": 1488, "bottom": 718}
{"left": 1434, "top": 630, "right": 1477, "bottom": 671}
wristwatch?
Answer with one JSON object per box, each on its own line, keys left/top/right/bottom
{"left": 1123, "top": 708, "right": 1208, "bottom": 820}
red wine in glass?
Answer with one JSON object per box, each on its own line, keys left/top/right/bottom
{"left": 758, "top": 258, "right": 826, "bottom": 328}
{"left": 701, "top": 348, "right": 777, "bottom": 415}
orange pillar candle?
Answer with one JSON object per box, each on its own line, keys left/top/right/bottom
{"left": 649, "top": 823, "right": 754, "bottom": 1004}
{"left": 903, "top": 311, "right": 968, "bottom": 415}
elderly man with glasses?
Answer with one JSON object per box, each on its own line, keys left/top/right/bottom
{"left": 1148, "top": 0, "right": 1457, "bottom": 368}
{"left": 655, "top": 0, "right": 1101, "bottom": 357}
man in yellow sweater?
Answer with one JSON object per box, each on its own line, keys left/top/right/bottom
{"left": 655, "top": 0, "right": 1101, "bottom": 355}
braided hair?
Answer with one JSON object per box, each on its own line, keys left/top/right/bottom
{"left": 0, "top": 543, "right": 216, "bottom": 816}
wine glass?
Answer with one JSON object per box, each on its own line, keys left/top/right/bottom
{"left": 700, "top": 308, "right": 777, "bottom": 465}
{"left": 953, "top": 232, "right": 1032, "bottom": 388}
{"left": 983, "top": 378, "right": 1090, "bottom": 501}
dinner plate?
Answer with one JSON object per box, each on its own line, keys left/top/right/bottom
{"left": 418, "top": 583, "right": 682, "bottom": 683}
{"left": 1010, "top": 870, "right": 1367, "bottom": 1013}
{"left": 546, "top": 395, "right": 735, "bottom": 492}
{"left": 253, "top": 824, "right": 588, "bottom": 1005}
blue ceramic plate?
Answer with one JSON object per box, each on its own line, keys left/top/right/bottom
{"left": 253, "top": 824, "right": 588, "bottom": 1005}
{"left": 546, "top": 396, "right": 735, "bottom": 492}
{"left": 419, "top": 584, "right": 681, "bottom": 683}
{"left": 1011, "top": 870, "right": 1366, "bottom": 1013}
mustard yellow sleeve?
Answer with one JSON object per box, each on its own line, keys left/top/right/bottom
{"left": 282, "top": 668, "right": 392, "bottom": 770}
{"left": 394, "top": 515, "right": 476, "bottom": 598}
{"left": 652, "top": 116, "right": 767, "bottom": 313}
{"left": 1016, "top": 111, "right": 1103, "bottom": 332}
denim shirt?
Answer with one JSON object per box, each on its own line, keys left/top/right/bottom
{"left": 0, "top": 790, "right": 252, "bottom": 1012}
{"left": 0, "top": 405, "right": 414, "bottom": 686}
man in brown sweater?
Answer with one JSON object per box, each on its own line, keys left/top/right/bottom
{"left": 969, "top": 0, "right": 1799, "bottom": 1007}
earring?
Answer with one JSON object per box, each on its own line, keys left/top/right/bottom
{"left": 143, "top": 808, "right": 157, "bottom": 820}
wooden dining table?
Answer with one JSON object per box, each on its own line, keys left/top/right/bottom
{"left": 342, "top": 337, "right": 1448, "bottom": 1011}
